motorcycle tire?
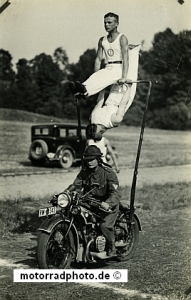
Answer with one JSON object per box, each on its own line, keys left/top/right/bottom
{"left": 115, "top": 215, "right": 139, "bottom": 261}
{"left": 37, "top": 223, "right": 75, "bottom": 269}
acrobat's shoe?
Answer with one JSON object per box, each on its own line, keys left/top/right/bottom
{"left": 75, "top": 81, "right": 88, "bottom": 97}
{"left": 68, "top": 81, "right": 77, "bottom": 94}
{"left": 68, "top": 81, "right": 88, "bottom": 99}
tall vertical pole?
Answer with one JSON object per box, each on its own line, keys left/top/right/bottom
{"left": 76, "top": 97, "right": 83, "bottom": 163}
{"left": 129, "top": 81, "right": 152, "bottom": 223}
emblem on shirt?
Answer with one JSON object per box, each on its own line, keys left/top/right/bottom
{"left": 107, "top": 49, "right": 114, "bottom": 56}
{"left": 112, "top": 184, "right": 118, "bottom": 190}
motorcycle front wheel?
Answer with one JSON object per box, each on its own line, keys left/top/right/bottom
{"left": 115, "top": 214, "right": 139, "bottom": 261}
{"left": 37, "top": 223, "right": 75, "bottom": 269}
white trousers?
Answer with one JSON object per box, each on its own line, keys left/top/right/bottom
{"left": 90, "top": 45, "right": 140, "bottom": 128}
{"left": 84, "top": 45, "right": 140, "bottom": 98}
{"left": 83, "top": 64, "right": 122, "bottom": 96}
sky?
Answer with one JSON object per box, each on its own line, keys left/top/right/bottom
{"left": 0, "top": 0, "right": 191, "bottom": 69}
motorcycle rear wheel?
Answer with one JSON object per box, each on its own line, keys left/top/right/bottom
{"left": 115, "top": 214, "right": 139, "bottom": 261}
{"left": 37, "top": 223, "right": 75, "bottom": 269}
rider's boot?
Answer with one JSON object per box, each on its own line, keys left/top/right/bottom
{"left": 107, "top": 241, "right": 116, "bottom": 257}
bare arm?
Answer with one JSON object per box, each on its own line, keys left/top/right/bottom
{"left": 118, "top": 35, "right": 129, "bottom": 84}
{"left": 94, "top": 37, "right": 104, "bottom": 72}
{"left": 105, "top": 138, "right": 120, "bottom": 173}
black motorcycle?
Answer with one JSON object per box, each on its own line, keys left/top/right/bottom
{"left": 37, "top": 186, "right": 141, "bottom": 269}
{"left": 37, "top": 80, "right": 152, "bottom": 269}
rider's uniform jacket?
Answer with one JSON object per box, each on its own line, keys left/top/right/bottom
{"left": 67, "top": 165, "right": 121, "bottom": 210}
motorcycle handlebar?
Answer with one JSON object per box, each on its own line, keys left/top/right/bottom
{"left": 82, "top": 198, "right": 112, "bottom": 213}
{"left": 125, "top": 80, "right": 152, "bottom": 85}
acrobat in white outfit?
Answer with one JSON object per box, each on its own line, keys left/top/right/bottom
{"left": 90, "top": 44, "right": 140, "bottom": 130}
{"left": 69, "top": 13, "right": 129, "bottom": 97}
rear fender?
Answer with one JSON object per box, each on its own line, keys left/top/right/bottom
{"left": 119, "top": 212, "right": 142, "bottom": 231}
{"left": 133, "top": 213, "right": 142, "bottom": 231}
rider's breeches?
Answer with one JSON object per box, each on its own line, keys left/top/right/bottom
{"left": 83, "top": 64, "right": 122, "bottom": 97}
{"left": 100, "top": 209, "right": 118, "bottom": 246}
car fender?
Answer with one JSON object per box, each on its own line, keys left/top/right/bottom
{"left": 55, "top": 145, "right": 76, "bottom": 160}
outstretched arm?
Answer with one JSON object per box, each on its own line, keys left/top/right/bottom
{"left": 105, "top": 138, "right": 120, "bottom": 173}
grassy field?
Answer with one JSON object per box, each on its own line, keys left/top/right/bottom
{"left": 0, "top": 182, "right": 190, "bottom": 300}
{"left": 0, "top": 108, "right": 191, "bottom": 174}
{"left": 0, "top": 109, "right": 191, "bottom": 299}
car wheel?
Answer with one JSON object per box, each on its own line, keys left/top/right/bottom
{"left": 59, "top": 149, "right": 73, "bottom": 169}
{"left": 30, "top": 140, "right": 48, "bottom": 160}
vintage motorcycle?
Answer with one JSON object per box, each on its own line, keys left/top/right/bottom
{"left": 37, "top": 186, "right": 141, "bottom": 269}
{"left": 37, "top": 80, "right": 152, "bottom": 269}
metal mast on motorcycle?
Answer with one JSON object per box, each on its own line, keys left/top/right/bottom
{"left": 128, "top": 80, "right": 152, "bottom": 224}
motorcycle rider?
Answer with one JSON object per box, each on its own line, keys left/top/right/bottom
{"left": 63, "top": 145, "right": 121, "bottom": 257}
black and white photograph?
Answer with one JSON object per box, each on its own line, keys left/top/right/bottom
{"left": 0, "top": 0, "right": 191, "bottom": 299}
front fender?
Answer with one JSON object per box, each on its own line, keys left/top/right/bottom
{"left": 55, "top": 145, "right": 76, "bottom": 160}
{"left": 38, "top": 214, "right": 78, "bottom": 236}
{"left": 38, "top": 214, "right": 65, "bottom": 234}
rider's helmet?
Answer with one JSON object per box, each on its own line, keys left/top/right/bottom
{"left": 83, "top": 145, "right": 103, "bottom": 160}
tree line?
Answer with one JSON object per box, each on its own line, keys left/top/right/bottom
{"left": 0, "top": 28, "right": 191, "bottom": 130}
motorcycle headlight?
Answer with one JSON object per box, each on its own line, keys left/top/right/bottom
{"left": 58, "top": 193, "right": 71, "bottom": 208}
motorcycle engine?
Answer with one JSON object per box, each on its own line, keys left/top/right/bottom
{"left": 95, "top": 235, "right": 106, "bottom": 252}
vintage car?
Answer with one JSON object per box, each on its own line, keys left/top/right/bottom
{"left": 29, "top": 123, "right": 87, "bottom": 168}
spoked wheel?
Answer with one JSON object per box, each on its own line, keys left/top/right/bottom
{"left": 114, "top": 214, "right": 139, "bottom": 261}
{"left": 37, "top": 223, "right": 75, "bottom": 269}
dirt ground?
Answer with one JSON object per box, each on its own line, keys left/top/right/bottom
{"left": 0, "top": 165, "right": 191, "bottom": 300}
{"left": 0, "top": 164, "right": 191, "bottom": 201}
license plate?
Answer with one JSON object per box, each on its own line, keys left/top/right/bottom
{"left": 38, "top": 206, "right": 57, "bottom": 217}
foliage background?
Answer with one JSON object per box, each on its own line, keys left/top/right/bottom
{"left": 0, "top": 28, "right": 191, "bottom": 130}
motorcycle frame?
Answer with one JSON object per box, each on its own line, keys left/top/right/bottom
{"left": 38, "top": 198, "right": 142, "bottom": 264}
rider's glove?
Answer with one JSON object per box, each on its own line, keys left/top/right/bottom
{"left": 50, "top": 194, "right": 59, "bottom": 206}
{"left": 100, "top": 202, "right": 110, "bottom": 211}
